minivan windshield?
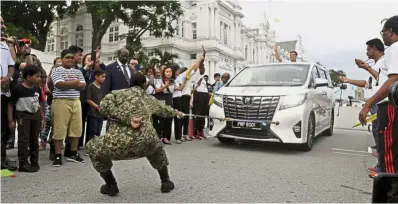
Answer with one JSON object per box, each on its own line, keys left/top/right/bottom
{"left": 228, "top": 64, "right": 310, "bottom": 87}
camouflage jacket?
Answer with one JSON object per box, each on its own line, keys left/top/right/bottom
{"left": 100, "top": 86, "right": 179, "bottom": 126}
{"left": 17, "top": 55, "right": 47, "bottom": 83}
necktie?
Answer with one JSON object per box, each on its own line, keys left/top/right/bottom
{"left": 122, "top": 65, "right": 130, "bottom": 82}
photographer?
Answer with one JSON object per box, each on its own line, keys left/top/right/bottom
{"left": 340, "top": 38, "right": 386, "bottom": 178}
{"left": 359, "top": 16, "right": 398, "bottom": 184}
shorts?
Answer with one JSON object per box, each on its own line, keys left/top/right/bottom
{"left": 51, "top": 98, "right": 82, "bottom": 140}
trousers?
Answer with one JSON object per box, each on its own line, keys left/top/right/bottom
{"left": 86, "top": 123, "right": 169, "bottom": 173}
{"left": 193, "top": 91, "right": 209, "bottom": 133}
{"left": 16, "top": 111, "right": 41, "bottom": 165}
{"left": 377, "top": 102, "right": 398, "bottom": 173}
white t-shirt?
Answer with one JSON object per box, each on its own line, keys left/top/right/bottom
{"left": 1, "top": 42, "right": 15, "bottom": 97}
{"left": 154, "top": 78, "right": 175, "bottom": 94}
{"left": 172, "top": 74, "right": 183, "bottom": 98}
{"left": 364, "top": 57, "right": 386, "bottom": 100}
{"left": 192, "top": 71, "right": 208, "bottom": 93}
{"left": 386, "top": 41, "right": 398, "bottom": 76}
{"left": 181, "top": 70, "right": 196, "bottom": 96}
{"left": 146, "top": 77, "right": 156, "bottom": 95}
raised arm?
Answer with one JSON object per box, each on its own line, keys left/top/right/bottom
{"left": 274, "top": 44, "right": 282, "bottom": 63}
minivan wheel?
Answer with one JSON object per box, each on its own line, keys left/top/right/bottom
{"left": 323, "top": 110, "right": 334, "bottom": 136}
{"left": 217, "top": 137, "right": 235, "bottom": 144}
{"left": 300, "top": 113, "right": 315, "bottom": 151}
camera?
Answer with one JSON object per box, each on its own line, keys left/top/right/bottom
{"left": 388, "top": 81, "right": 398, "bottom": 107}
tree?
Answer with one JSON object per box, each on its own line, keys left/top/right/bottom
{"left": 1, "top": 1, "right": 80, "bottom": 51}
{"left": 149, "top": 48, "right": 179, "bottom": 68}
{"left": 85, "top": 1, "right": 183, "bottom": 51}
{"left": 329, "top": 69, "right": 347, "bottom": 87}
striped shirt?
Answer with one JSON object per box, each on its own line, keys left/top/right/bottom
{"left": 51, "top": 67, "right": 86, "bottom": 99}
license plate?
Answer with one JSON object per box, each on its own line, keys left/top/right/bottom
{"left": 158, "top": 100, "right": 166, "bottom": 105}
{"left": 232, "top": 121, "right": 261, "bottom": 129}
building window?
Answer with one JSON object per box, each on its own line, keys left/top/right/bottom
{"left": 182, "top": 22, "right": 184, "bottom": 38}
{"left": 109, "top": 26, "right": 119, "bottom": 42}
{"left": 60, "top": 28, "right": 68, "bottom": 50}
{"left": 223, "top": 24, "right": 228, "bottom": 45}
{"left": 75, "top": 25, "right": 84, "bottom": 47}
{"left": 47, "top": 31, "right": 55, "bottom": 52}
{"left": 245, "top": 45, "right": 248, "bottom": 60}
{"left": 192, "top": 22, "right": 197, "bottom": 39}
{"left": 175, "top": 20, "right": 179, "bottom": 36}
{"left": 190, "top": 54, "right": 196, "bottom": 59}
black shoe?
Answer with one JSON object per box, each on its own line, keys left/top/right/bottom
{"left": 18, "top": 164, "right": 37, "bottom": 173}
{"left": 161, "top": 180, "right": 175, "bottom": 193}
{"left": 49, "top": 152, "right": 56, "bottom": 161}
{"left": 66, "top": 153, "right": 84, "bottom": 163}
{"left": 53, "top": 156, "right": 62, "bottom": 167}
{"left": 6, "top": 143, "right": 14, "bottom": 150}
{"left": 99, "top": 170, "right": 119, "bottom": 196}
{"left": 30, "top": 162, "right": 40, "bottom": 172}
{"left": 1, "top": 162, "right": 18, "bottom": 171}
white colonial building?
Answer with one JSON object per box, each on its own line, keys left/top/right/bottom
{"left": 44, "top": 0, "right": 305, "bottom": 81}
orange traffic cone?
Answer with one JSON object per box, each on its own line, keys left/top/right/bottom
{"left": 188, "top": 107, "right": 195, "bottom": 138}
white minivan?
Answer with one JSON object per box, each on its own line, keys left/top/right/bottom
{"left": 209, "top": 63, "right": 335, "bottom": 151}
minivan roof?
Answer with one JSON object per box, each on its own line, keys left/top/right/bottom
{"left": 246, "top": 62, "right": 327, "bottom": 70}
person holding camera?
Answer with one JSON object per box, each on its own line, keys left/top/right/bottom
{"left": 359, "top": 16, "right": 398, "bottom": 179}
{"left": 154, "top": 66, "right": 176, "bottom": 145}
{"left": 339, "top": 38, "right": 386, "bottom": 177}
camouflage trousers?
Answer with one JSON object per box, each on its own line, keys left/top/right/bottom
{"left": 85, "top": 123, "right": 169, "bottom": 173}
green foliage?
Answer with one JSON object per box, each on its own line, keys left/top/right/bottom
{"left": 4, "top": 23, "right": 39, "bottom": 46}
{"left": 1, "top": 1, "right": 79, "bottom": 51}
{"left": 148, "top": 48, "right": 179, "bottom": 68}
{"left": 329, "top": 69, "right": 347, "bottom": 86}
{"left": 86, "top": 1, "right": 183, "bottom": 51}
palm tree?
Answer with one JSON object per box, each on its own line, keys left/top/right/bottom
{"left": 149, "top": 48, "right": 179, "bottom": 67}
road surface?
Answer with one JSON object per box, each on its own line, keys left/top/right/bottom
{"left": 1, "top": 107, "right": 377, "bottom": 203}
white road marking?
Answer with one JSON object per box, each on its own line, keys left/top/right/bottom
{"left": 331, "top": 148, "right": 371, "bottom": 154}
{"left": 368, "top": 147, "right": 373, "bottom": 153}
{"left": 333, "top": 152, "right": 369, "bottom": 157}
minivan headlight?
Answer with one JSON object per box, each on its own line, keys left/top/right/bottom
{"left": 213, "top": 94, "right": 223, "bottom": 108}
{"left": 280, "top": 93, "right": 308, "bottom": 110}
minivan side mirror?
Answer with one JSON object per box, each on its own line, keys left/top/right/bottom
{"left": 314, "top": 78, "right": 329, "bottom": 88}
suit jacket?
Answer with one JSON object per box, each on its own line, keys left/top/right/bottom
{"left": 104, "top": 61, "right": 134, "bottom": 95}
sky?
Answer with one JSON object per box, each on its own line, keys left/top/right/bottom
{"left": 239, "top": 0, "right": 398, "bottom": 99}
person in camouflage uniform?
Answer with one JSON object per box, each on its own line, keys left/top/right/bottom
{"left": 86, "top": 73, "right": 184, "bottom": 197}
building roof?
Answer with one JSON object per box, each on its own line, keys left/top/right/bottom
{"left": 276, "top": 40, "right": 297, "bottom": 52}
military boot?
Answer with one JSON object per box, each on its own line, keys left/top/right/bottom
{"left": 158, "top": 167, "right": 175, "bottom": 193}
{"left": 99, "top": 170, "right": 119, "bottom": 196}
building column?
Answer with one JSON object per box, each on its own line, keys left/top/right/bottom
{"left": 209, "top": 60, "right": 215, "bottom": 83}
{"left": 209, "top": 7, "right": 214, "bottom": 38}
{"left": 230, "top": 22, "right": 235, "bottom": 48}
{"left": 68, "top": 21, "right": 73, "bottom": 47}
{"left": 215, "top": 8, "right": 220, "bottom": 40}
{"left": 178, "top": 18, "right": 183, "bottom": 37}
{"left": 186, "top": 21, "right": 192, "bottom": 39}
{"left": 235, "top": 23, "right": 239, "bottom": 50}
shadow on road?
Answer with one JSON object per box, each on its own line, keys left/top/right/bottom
{"left": 208, "top": 135, "right": 328, "bottom": 154}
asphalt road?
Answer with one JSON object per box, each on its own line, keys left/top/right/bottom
{"left": 1, "top": 107, "right": 377, "bottom": 203}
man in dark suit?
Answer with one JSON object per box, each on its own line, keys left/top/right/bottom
{"left": 104, "top": 48, "right": 135, "bottom": 131}
{"left": 104, "top": 48, "right": 134, "bottom": 95}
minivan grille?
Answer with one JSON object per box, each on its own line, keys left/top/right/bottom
{"left": 223, "top": 96, "right": 280, "bottom": 120}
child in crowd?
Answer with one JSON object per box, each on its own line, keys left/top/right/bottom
{"left": 85, "top": 69, "right": 106, "bottom": 145}
{"left": 8, "top": 65, "right": 45, "bottom": 172}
